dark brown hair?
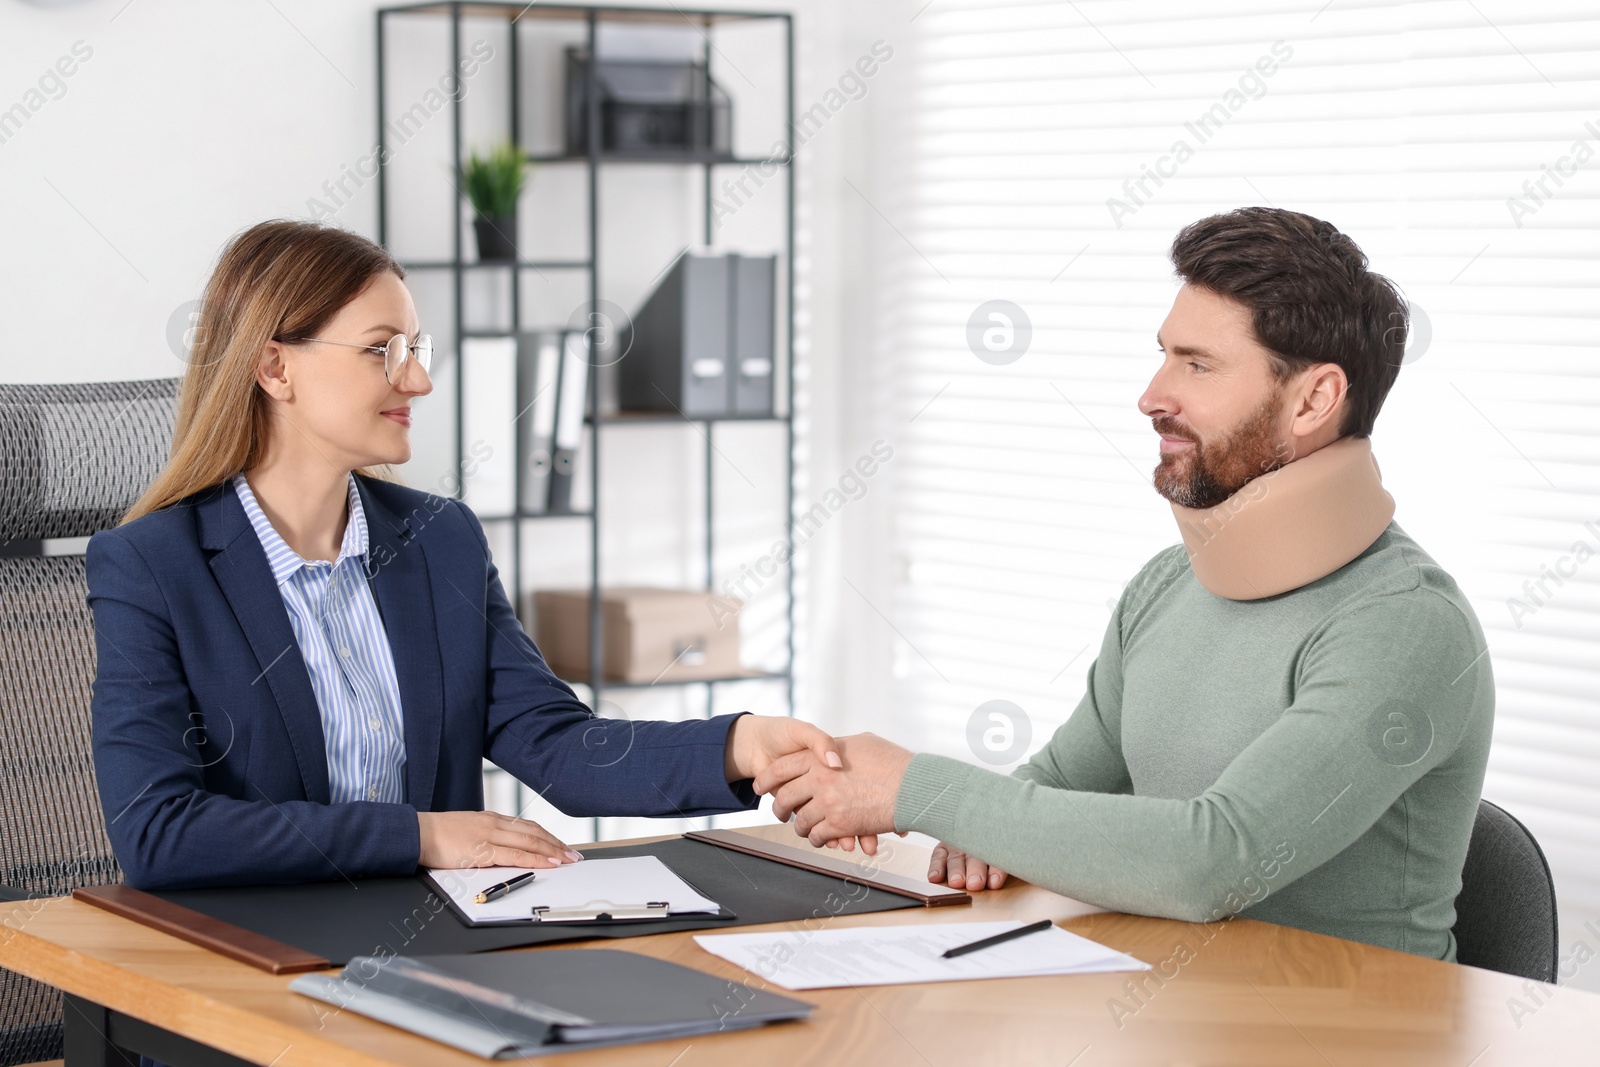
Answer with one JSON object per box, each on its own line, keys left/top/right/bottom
{"left": 123, "top": 219, "right": 405, "bottom": 524}
{"left": 1169, "top": 206, "right": 1408, "bottom": 438}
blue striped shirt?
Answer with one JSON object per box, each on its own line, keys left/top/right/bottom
{"left": 231, "top": 472, "right": 408, "bottom": 805}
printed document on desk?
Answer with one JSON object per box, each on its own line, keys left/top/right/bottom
{"left": 695, "top": 920, "right": 1150, "bottom": 990}
{"left": 426, "top": 856, "right": 722, "bottom": 925}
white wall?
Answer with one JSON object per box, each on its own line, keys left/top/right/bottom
{"left": 3, "top": 1, "right": 384, "bottom": 374}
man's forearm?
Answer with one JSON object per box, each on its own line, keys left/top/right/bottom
{"left": 895, "top": 753, "right": 1294, "bottom": 923}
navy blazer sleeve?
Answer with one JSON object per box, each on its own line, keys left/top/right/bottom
{"left": 87, "top": 529, "right": 422, "bottom": 890}
{"left": 460, "top": 500, "right": 760, "bottom": 818}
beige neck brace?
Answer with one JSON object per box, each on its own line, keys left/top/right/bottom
{"left": 1169, "top": 435, "right": 1395, "bottom": 601}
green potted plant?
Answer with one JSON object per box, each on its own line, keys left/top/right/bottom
{"left": 463, "top": 141, "right": 527, "bottom": 261}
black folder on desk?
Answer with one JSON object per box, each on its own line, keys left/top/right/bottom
{"left": 76, "top": 835, "right": 923, "bottom": 972}
{"left": 291, "top": 949, "right": 814, "bottom": 1058}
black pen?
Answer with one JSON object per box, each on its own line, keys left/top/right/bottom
{"left": 941, "top": 919, "right": 1055, "bottom": 959}
{"left": 474, "top": 871, "right": 537, "bottom": 904}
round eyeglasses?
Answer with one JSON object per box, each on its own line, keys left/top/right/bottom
{"left": 283, "top": 333, "right": 434, "bottom": 385}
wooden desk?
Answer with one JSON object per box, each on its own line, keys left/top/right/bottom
{"left": 2, "top": 823, "right": 1595, "bottom": 1066}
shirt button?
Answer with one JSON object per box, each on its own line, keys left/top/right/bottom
{"left": 368, "top": 716, "right": 381, "bottom": 730}
{"left": 339, "top": 646, "right": 352, "bottom": 658}
{"left": 367, "top": 786, "right": 378, "bottom": 800}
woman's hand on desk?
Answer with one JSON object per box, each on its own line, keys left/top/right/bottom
{"left": 417, "top": 811, "right": 585, "bottom": 869}
{"left": 928, "top": 843, "right": 1008, "bottom": 891}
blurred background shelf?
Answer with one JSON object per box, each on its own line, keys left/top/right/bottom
{"left": 378, "top": 1, "right": 796, "bottom": 843}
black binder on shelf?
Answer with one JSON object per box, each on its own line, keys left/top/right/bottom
{"left": 618, "top": 251, "right": 777, "bottom": 418}
{"left": 731, "top": 254, "right": 776, "bottom": 415}
{"left": 291, "top": 949, "right": 813, "bottom": 1058}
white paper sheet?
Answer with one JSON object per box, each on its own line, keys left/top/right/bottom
{"left": 427, "top": 856, "right": 722, "bottom": 924}
{"left": 694, "top": 921, "right": 1150, "bottom": 990}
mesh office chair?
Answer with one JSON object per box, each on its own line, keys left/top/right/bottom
{"left": 0, "top": 378, "right": 180, "bottom": 1067}
{"left": 1452, "top": 798, "right": 1560, "bottom": 983}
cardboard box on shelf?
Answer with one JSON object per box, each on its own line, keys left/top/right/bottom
{"left": 534, "top": 586, "right": 744, "bottom": 684}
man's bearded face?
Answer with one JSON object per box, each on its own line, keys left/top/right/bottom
{"left": 1152, "top": 381, "right": 1290, "bottom": 509}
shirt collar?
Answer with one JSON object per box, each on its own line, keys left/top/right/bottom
{"left": 231, "top": 471, "right": 370, "bottom": 586}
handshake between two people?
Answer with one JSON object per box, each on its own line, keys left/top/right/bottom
{"left": 416, "top": 715, "right": 1007, "bottom": 892}
{"left": 752, "top": 730, "right": 1010, "bottom": 893}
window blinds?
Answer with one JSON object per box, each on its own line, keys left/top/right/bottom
{"left": 871, "top": 0, "right": 1600, "bottom": 980}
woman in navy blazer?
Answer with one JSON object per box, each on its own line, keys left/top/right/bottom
{"left": 87, "top": 220, "right": 851, "bottom": 891}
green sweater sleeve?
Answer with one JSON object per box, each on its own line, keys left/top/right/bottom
{"left": 1009, "top": 581, "right": 1134, "bottom": 796}
{"left": 894, "top": 584, "right": 1491, "bottom": 924}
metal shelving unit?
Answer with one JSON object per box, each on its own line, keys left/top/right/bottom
{"left": 376, "top": 2, "right": 796, "bottom": 838}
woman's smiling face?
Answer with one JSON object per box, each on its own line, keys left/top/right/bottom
{"left": 256, "top": 271, "right": 432, "bottom": 471}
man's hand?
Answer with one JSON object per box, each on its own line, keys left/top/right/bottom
{"left": 725, "top": 715, "right": 885, "bottom": 852}
{"left": 928, "top": 842, "right": 1009, "bottom": 891}
{"left": 417, "top": 811, "right": 584, "bottom": 869}
{"left": 819, "top": 830, "right": 906, "bottom": 857}
{"left": 754, "top": 733, "right": 914, "bottom": 846}
{"left": 724, "top": 713, "right": 843, "bottom": 782}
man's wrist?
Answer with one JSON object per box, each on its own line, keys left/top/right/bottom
{"left": 879, "top": 748, "right": 916, "bottom": 832}
{"left": 892, "top": 752, "right": 972, "bottom": 836}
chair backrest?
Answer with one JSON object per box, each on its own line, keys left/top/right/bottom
{"left": 1452, "top": 799, "right": 1559, "bottom": 982}
{"left": 0, "top": 378, "right": 180, "bottom": 1067}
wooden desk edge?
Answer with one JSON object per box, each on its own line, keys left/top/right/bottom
{"left": 7, "top": 825, "right": 1596, "bottom": 1067}
{"left": 0, "top": 827, "right": 901, "bottom": 1066}
{"left": 1, "top": 900, "right": 386, "bottom": 1067}
{"left": 0, "top": 831, "right": 702, "bottom": 1066}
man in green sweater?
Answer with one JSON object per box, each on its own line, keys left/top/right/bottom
{"left": 759, "top": 207, "right": 1494, "bottom": 962}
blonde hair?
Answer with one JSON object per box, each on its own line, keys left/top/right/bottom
{"left": 123, "top": 220, "right": 405, "bottom": 525}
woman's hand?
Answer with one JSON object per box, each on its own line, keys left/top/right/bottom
{"left": 724, "top": 713, "right": 843, "bottom": 782}
{"left": 928, "top": 842, "right": 1009, "bottom": 891}
{"left": 417, "top": 811, "right": 584, "bottom": 869}
{"left": 727, "top": 715, "right": 891, "bottom": 853}
{"left": 757, "top": 732, "right": 913, "bottom": 846}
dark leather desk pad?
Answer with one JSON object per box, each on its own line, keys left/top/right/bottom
{"left": 149, "top": 836, "right": 919, "bottom": 967}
